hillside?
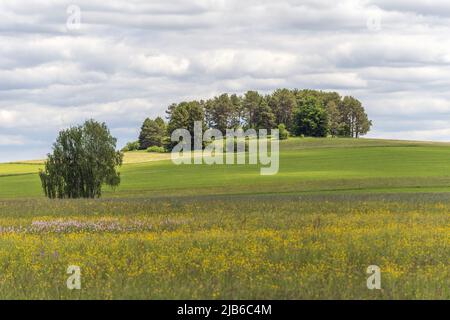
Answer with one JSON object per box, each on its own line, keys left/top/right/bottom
{"left": 2, "top": 137, "right": 450, "bottom": 199}
{"left": 0, "top": 137, "right": 448, "bottom": 299}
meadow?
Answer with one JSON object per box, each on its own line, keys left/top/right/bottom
{"left": 0, "top": 138, "right": 448, "bottom": 299}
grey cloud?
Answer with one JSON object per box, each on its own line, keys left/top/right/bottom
{"left": 370, "top": 0, "right": 450, "bottom": 18}
{"left": 1, "top": 0, "right": 450, "bottom": 161}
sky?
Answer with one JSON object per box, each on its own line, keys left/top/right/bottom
{"left": 2, "top": 0, "right": 450, "bottom": 161}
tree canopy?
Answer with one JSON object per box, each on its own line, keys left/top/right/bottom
{"left": 294, "top": 96, "right": 328, "bottom": 137}
{"left": 39, "top": 120, "right": 123, "bottom": 199}
{"left": 166, "top": 101, "right": 207, "bottom": 149}
{"left": 138, "top": 116, "right": 167, "bottom": 149}
{"left": 125, "top": 88, "right": 372, "bottom": 151}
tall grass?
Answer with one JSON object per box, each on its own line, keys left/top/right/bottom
{"left": 0, "top": 138, "right": 448, "bottom": 299}
{"left": 0, "top": 194, "right": 448, "bottom": 299}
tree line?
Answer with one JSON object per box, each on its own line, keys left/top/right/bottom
{"left": 38, "top": 89, "right": 372, "bottom": 199}
{"left": 128, "top": 89, "right": 372, "bottom": 152}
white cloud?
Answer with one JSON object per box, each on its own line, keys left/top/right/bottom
{"left": 1, "top": 0, "right": 450, "bottom": 161}
{"left": 196, "top": 50, "right": 299, "bottom": 78}
{"left": 132, "top": 54, "right": 191, "bottom": 76}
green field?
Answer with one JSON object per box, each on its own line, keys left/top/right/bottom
{"left": 0, "top": 138, "right": 448, "bottom": 299}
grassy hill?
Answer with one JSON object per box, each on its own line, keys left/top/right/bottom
{"left": 0, "top": 138, "right": 448, "bottom": 299}
{"left": 2, "top": 137, "right": 450, "bottom": 198}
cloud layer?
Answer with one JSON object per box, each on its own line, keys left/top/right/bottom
{"left": 1, "top": 0, "right": 450, "bottom": 161}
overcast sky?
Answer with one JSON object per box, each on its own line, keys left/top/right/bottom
{"left": 1, "top": 0, "right": 450, "bottom": 161}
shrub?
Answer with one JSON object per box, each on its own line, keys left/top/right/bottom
{"left": 147, "top": 146, "right": 166, "bottom": 153}
{"left": 278, "top": 124, "right": 289, "bottom": 140}
{"left": 122, "top": 141, "right": 140, "bottom": 152}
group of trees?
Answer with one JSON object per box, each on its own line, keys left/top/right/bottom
{"left": 133, "top": 89, "right": 372, "bottom": 151}
{"left": 39, "top": 89, "right": 371, "bottom": 199}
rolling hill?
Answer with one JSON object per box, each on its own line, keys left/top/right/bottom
{"left": 0, "top": 138, "right": 448, "bottom": 299}
{"left": 2, "top": 137, "right": 450, "bottom": 199}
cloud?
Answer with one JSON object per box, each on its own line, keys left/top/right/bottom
{"left": 369, "top": 0, "right": 450, "bottom": 18}
{"left": 1, "top": 0, "right": 450, "bottom": 161}
{"left": 132, "top": 54, "right": 191, "bottom": 76}
{"left": 0, "top": 134, "right": 26, "bottom": 146}
{"left": 195, "top": 50, "right": 299, "bottom": 78}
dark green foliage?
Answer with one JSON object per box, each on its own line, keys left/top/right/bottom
{"left": 242, "top": 91, "right": 261, "bottom": 129}
{"left": 39, "top": 120, "right": 123, "bottom": 199}
{"left": 269, "top": 89, "right": 297, "bottom": 131}
{"left": 326, "top": 101, "right": 340, "bottom": 137}
{"left": 121, "top": 140, "right": 140, "bottom": 152}
{"left": 255, "top": 98, "right": 276, "bottom": 130}
{"left": 137, "top": 89, "right": 372, "bottom": 152}
{"left": 146, "top": 146, "right": 166, "bottom": 153}
{"left": 339, "top": 96, "right": 372, "bottom": 138}
{"left": 138, "top": 117, "right": 166, "bottom": 149}
{"left": 294, "top": 96, "right": 329, "bottom": 137}
{"left": 205, "top": 93, "right": 241, "bottom": 132}
{"left": 166, "top": 101, "right": 207, "bottom": 149}
{"left": 230, "top": 94, "right": 244, "bottom": 127}
{"left": 278, "top": 124, "right": 289, "bottom": 140}
{"left": 241, "top": 91, "right": 276, "bottom": 130}
{"left": 167, "top": 101, "right": 205, "bottom": 133}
